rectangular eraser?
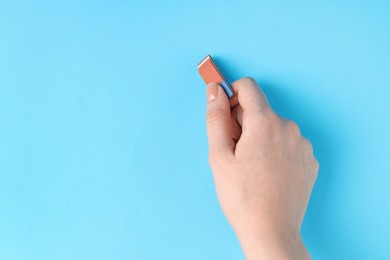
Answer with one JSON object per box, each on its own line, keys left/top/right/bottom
{"left": 197, "top": 55, "right": 234, "bottom": 98}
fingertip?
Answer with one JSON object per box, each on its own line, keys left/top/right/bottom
{"left": 206, "top": 82, "right": 219, "bottom": 103}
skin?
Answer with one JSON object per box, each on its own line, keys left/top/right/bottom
{"left": 205, "top": 78, "right": 319, "bottom": 260}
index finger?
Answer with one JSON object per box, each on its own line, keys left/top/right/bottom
{"left": 229, "top": 77, "right": 270, "bottom": 112}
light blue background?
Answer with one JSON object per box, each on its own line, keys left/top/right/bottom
{"left": 1, "top": 1, "right": 389, "bottom": 259}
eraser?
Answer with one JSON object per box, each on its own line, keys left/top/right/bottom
{"left": 197, "top": 55, "right": 234, "bottom": 98}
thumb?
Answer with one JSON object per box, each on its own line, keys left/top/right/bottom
{"left": 206, "top": 83, "right": 234, "bottom": 158}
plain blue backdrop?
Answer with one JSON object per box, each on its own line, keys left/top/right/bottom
{"left": 1, "top": 1, "right": 389, "bottom": 259}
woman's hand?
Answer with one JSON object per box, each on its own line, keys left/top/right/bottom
{"left": 205, "top": 78, "right": 318, "bottom": 260}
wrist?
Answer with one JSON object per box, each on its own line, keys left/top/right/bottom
{"left": 234, "top": 225, "right": 310, "bottom": 260}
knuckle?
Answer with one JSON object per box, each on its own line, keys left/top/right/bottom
{"left": 206, "top": 109, "right": 225, "bottom": 124}
{"left": 242, "top": 76, "right": 257, "bottom": 85}
{"left": 302, "top": 138, "right": 314, "bottom": 154}
{"left": 306, "top": 149, "right": 319, "bottom": 179}
{"left": 306, "top": 158, "right": 319, "bottom": 180}
{"left": 286, "top": 120, "right": 301, "bottom": 136}
{"left": 235, "top": 77, "right": 258, "bottom": 88}
{"left": 306, "top": 139, "right": 314, "bottom": 151}
{"left": 314, "top": 158, "right": 320, "bottom": 172}
{"left": 309, "top": 169, "right": 318, "bottom": 181}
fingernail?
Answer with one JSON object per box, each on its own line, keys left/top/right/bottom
{"left": 207, "top": 83, "right": 218, "bottom": 102}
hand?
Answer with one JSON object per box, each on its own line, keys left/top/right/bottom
{"left": 205, "top": 78, "right": 318, "bottom": 260}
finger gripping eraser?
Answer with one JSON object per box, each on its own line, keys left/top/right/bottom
{"left": 197, "top": 55, "right": 234, "bottom": 98}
